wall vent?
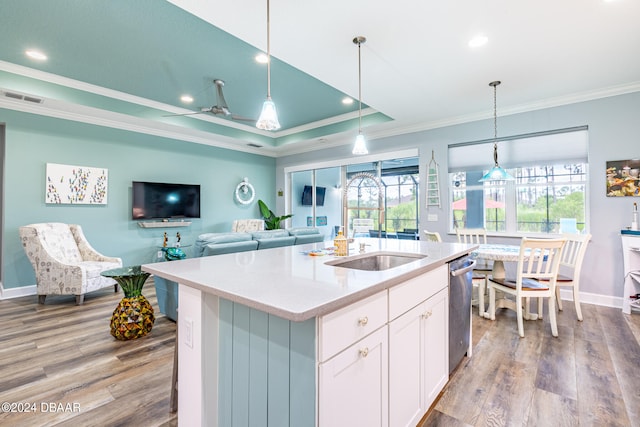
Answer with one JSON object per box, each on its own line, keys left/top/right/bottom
{"left": 24, "top": 96, "right": 43, "bottom": 104}
{"left": 3, "top": 91, "right": 43, "bottom": 104}
{"left": 4, "top": 91, "right": 23, "bottom": 100}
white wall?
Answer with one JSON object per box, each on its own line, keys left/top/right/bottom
{"left": 277, "top": 91, "right": 640, "bottom": 307}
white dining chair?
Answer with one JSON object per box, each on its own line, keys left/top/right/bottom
{"left": 455, "top": 228, "right": 488, "bottom": 245}
{"left": 455, "top": 228, "right": 491, "bottom": 317}
{"left": 422, "top": 230, "right": 442, "bottom": 242}
{"left": 540, "top": 233, "right": 591, "bottom": 321}
{"left": 487, "top": 237, "right": 566, "bottom": 338}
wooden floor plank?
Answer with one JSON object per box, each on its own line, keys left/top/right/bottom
{"left": 528, "top": 388, "right": 578, "bottom": 427}
{"left": 534, "top": 326, "right": 577, "bottom": 400}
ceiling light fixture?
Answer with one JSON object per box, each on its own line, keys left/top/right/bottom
{"left": 342, "top": 97, "right": 354, "bottom": 105}
{"left": 352, "top": 36, "right": 368, "bottom": 155}
{"left": 468, "top": 35, "right": 488, "bottom": 48}
{"left": 256, "top": 0, "right": 280, "bottom": 131}
{"left": 254, "top": 53, "right": 269, "bottom": 64}
{"left": 25, "top": 49, "right": 47, "bottom": 61}
{"left": 479, "top": 81, "right": 515, "bottom": 182}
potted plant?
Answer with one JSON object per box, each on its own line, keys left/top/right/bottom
{"left": 258, "top": 199, "right": 293, "bottom": 230}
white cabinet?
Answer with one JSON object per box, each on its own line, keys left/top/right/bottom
{"left": 318, "top": 326, "right": 389, "bottom": 427}
{"left": 318, "top": 265, "right": 450, "bottom": 427}
{"left": 389, "top": 285, "right": 448, "bottom": 426}
{"left": 622, "top": 233, "right": 640, "bottom": 314}
{"left": 318, "top": 290, "right": 389, "bottom": 427}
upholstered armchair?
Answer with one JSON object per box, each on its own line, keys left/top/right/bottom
{"left": 19, "top": 223, "right": 122, "bottom": 305}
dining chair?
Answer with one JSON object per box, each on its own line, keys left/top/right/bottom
{"left": 422, "top": 230, "right": 442, "bottom": 242}
{"left": 540, "top": 233, "right": 591, "bottom": 321}
{"left": 487, "top": 237, "right": 566, "bottom": 338}
{"left": 455, "top": 228, "right": 491, "bottom": 317}
{"left": 455, "top": 228, "right": 488, "bottom": 245}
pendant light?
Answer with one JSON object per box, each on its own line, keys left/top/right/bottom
{"left": 256, "top": 0, "right": 281, "bottom": 131}
{"left": 352, "top": 36, "right": 368, "bottom": 155}
{"left": 479, "top": 81, "right": 514, "bottom": 182}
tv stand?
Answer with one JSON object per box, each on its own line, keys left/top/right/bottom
{"left": 137, "top": 221, "right": 191, "bottom": 228}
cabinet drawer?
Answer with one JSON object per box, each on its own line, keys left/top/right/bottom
{"left": 388, "top": 265, "right": 447, "bottom": 321}
{"left": 318, "top": 290, "right": 387, "bottom": 362}
{"left": 318, "top": 326, "right": 389, "bottom": 427}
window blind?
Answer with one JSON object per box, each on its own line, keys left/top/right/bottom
{"left": 448, "top": 127, "right": 588, "bottom": 173}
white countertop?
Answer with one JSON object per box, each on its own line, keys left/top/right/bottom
{"left": 142, "top": 238, "right": 476, "bottom": 321}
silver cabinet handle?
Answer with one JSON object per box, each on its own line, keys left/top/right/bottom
{"left": 359, "top": 347, "right": 369, "bottom": 358}
{"left": 358, "top": 316, "right": 369, "bottom": 326}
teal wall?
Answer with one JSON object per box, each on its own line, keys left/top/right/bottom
{"left": 2, "top": 109, "right": 276, "bottom": 290}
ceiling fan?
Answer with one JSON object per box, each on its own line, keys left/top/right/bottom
{"left": 166, "top": 79, "right": 255, "bottom": 122}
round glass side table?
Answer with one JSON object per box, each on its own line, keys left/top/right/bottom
{"left": 101, "top": 265, "right": 155, "bottom": 340}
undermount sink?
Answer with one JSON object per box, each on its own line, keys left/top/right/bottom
{"left": 326, "top": 251, "right": 426, "bottom": 271}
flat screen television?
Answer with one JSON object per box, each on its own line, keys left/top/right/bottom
{"left": 301, "top": 185, "right": 326, "bottom": 206}
{"left": 132, "top": 181, "right": 201, "bottom": 220}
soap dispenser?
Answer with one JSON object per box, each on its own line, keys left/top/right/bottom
{"left": 334, "top": 227, "right": 348, "bottom": 256}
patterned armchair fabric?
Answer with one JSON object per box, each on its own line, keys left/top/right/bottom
{"left": 231, "top": 219, "right": 265, "bottom": 233}
{"left": 19, "top": 223, "right": 122, "bottom": 305}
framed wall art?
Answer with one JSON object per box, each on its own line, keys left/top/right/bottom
{"left": 45, "top": 163, "right": 109, "bottom": 204}
{"left": 606, "top": 159, "right": 640, "bottom": 197}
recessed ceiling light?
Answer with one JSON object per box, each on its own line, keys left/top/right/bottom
{"left": 255, "top": 53, "right": 269, "bottom": 64}
{"left": 342, "top": 97, "right": 354, "bottom": 105}
{"left": 468, "top": 35, "right": 488, "bottom": 48}
{"left": 25, "top": 49, "right": 47, "bottom": 61}
{"left": 180, "top": 95, "right": 194, "bottom": 104}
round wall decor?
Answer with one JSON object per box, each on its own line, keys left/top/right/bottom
{"left": 235, "top": 177, "right": 255, "bottom": 205}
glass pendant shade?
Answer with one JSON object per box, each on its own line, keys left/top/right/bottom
{"left": 352, "top": 132, "right": 368, "bottom": 155}
{"left": 479, "top": 143, "right": 514, "bottom": 182}
{"left": 479, "top": 165, "right": 514, "bottom": 182}
{"left": 256, "top": 97, "right": 280, "bottom": 130}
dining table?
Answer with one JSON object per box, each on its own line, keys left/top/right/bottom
{"left": 471, "top": 243, "right": 543, "bottom": 320}
{"left": 472, "top": 243, "right": 522, "bottom": 279}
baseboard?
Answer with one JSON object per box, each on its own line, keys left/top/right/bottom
{"left": 559, "top": 288, "right": 623, "bottom": 309}
{"left": 0, "top": 283, "right": 37, "bottom": 300}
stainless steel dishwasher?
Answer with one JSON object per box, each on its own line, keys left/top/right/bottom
{"left": 449, "top": 255, "right": 476, "bottom": 374}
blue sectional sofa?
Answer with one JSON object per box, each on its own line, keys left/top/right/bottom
{"left": 155, "top": 227, "right": 325, "bottom": 321}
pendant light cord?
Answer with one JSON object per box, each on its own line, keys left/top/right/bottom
{"left": 358, "top": 40, "right": 362, "bottom": 132}
{"left": 266, "top": 0, "right": 272, "bottom": 99}
{"left": 491, "top": 80, "right": 501, "bottom": 166}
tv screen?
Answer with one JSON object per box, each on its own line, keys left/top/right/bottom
{"left": 132, "top": 181, "right": 201, "bottom": 220}
{"left": 301, "top": 185, "right": 326, "bottom": 206}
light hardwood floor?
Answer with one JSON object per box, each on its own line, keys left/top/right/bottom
{"left": 423, "top": 300, "right": 640, "bottom": 427}
{"left": 1, "top": 283, "right": 639, "bottom": 427}
{"left": 0, "top": 282, "right": 177, "bottom": 427}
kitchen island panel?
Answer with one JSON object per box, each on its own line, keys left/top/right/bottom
{"left": 218, "top": 298, "right": 316, "bottom": 427}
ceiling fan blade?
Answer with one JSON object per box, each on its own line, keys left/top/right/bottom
{"left": 231, "top": 114, "right": 257, "bottom": 123}
{"left": 162, "top": 111, "right": 206, "bottom": 117}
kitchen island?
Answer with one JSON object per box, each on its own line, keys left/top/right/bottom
{"left": 142, "top": 238, "right": 475, "bottom": 427}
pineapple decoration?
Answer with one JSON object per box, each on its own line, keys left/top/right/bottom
{"left": 107, "top": 266, "right": 155, "bottom": 340}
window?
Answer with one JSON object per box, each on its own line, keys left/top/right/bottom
{"left": 346, "top": 158, "right": 419, "bottom": 234}
{"left": 448, "top": 128, "right": 588, "bottom": 235}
